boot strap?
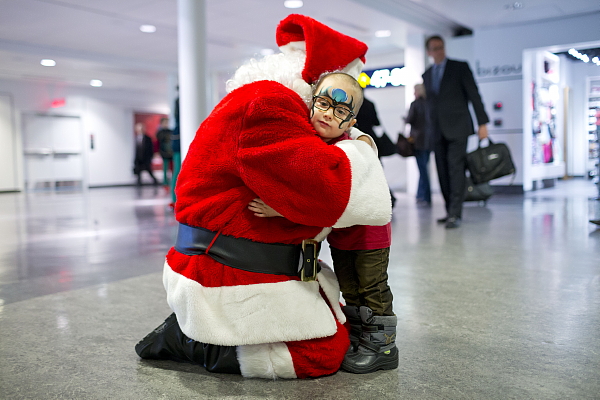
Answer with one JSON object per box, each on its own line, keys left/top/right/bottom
{"left": 362, "top": 323, "right": 384, "bottom": 333}
{"left": 359, "top": 336, "right": 381, "bottom": 352}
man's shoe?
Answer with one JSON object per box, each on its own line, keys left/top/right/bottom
{"left": 437, "top": 216, "right": 448, "bottom": 224}
{"left": 590, "top": 219, "right": 600, "bottom": 226}
{"left": 445, "top": 217, "right": 461, "bottom": 229}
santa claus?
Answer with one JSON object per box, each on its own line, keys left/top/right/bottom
{"left": 135, "top": 14, "right": 392, "bottom": 379}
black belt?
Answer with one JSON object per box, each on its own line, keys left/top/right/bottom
{"left": 174, "top": 223, "right": 320, "bottom": 281}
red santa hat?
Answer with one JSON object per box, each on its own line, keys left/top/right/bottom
{"left": 276, "top": 14, "right": 368, "bottom": 84}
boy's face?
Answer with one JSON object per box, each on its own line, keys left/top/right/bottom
{"left": 311, "top": 76, "right": 359, "bottom": 142}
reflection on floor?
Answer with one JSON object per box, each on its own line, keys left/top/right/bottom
{"left": 1, "top": 179, "right": 599, "bottom": 399}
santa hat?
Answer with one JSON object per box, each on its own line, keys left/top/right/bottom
{"left": 276, "top": 14, "right": 368, "bottom": 84}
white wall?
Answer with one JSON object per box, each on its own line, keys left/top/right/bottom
{"left": 0, "top": 78, "right": 170, "bottom": 189}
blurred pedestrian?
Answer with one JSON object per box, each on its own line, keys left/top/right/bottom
{"left": 156, "top": 117, "right": 173, "bottom": 186}
{"left": 423, "top": 35, "right": 489, "bottom": 228}
{"left": 133, "top": 122, "right": 158, "bottom": 186}
{"left": 404, "top": 83, "right": 433, "bottom": 206}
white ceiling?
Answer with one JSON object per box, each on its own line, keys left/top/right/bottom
{"left": 0, "top": 0, "right": 598, "bottom": 97}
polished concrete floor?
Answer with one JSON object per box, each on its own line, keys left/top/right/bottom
{"left": 1, "top": 180, "right": 599, "bottom": 399}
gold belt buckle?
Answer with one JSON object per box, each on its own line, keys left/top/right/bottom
{"left": 301, "top": 239, "right": 318, "bottom": 282}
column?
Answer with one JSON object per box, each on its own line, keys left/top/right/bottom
{"left": 177, "top": 0, "right": 208, "bottom": 160}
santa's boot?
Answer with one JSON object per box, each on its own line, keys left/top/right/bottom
{"left": 342, "top": 305, "right": 362, "bottom": 354}
{"left": 135, "top": 313, "right": 204, "bottom": 364}
{"left": 341, "top": 306, "right": 398, "bottom": 374}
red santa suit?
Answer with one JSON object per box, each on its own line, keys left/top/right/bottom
{"left": 161, "top": 14, "right": 392, "bottom": 379}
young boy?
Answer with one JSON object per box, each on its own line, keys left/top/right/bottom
{"left": 248, "top": 72, "right": 398, "bottom": 374}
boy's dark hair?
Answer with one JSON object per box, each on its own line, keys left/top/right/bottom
{"left": 425, "top": 35, "right": 444, "bottom": 50}
{"left": 313, "top": 72, "right": 364, "bottom": 113}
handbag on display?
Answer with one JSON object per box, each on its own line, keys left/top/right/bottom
{"left": 372, "top": 131, "right": 398, "bottom": 157}
{"left": 466, "top": 138, "right": 516, "bottom": 184}
{"left": 396, "top": 133, "right": 414, "bottom": 157}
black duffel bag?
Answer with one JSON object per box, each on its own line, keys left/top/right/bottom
{"left": 464, "top": 176, "right": 493, "bottom": 204}
{"left": 466, "top": 138, "right": 516, "bottom": 184}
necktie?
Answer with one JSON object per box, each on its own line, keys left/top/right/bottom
{"left": 432, "top": 64, "right": 442, "bottom": 93}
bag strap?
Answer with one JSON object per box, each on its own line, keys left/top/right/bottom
{"left": 478, "top": 137, "right": 494, "bottom": 148}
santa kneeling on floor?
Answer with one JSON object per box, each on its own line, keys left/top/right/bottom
{"left": 135, "top": 14, "right": 392, "bottom": 379}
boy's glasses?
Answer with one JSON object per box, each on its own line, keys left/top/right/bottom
{"left": 312, "top": 96, "right": 354, "bottom": 122}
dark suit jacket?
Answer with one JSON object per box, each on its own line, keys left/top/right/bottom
{"left": 422, "top": 59, "right": 489, "bottom": 141}
{"left": 405, "top": 97, "right": 432, "bottom": 151}
{"left": 134, "top": 134, "right": 154, "bottom": 170}
{"left": 356, "top": 97, "right": 380, "bottom": 137}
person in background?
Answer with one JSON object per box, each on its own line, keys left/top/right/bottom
{"left": 404, "top": 83, "right": 433, "bottom": 206}
{"left": 133, "top": 122, "right": 158, "bottom": 186}
{"left": 422, "top": 35, "right": 489, "bottom": 229}
{"left": 169, "top": 92, "right": 181, "bottom": 208}
{"left": 156, "top": 117, "right": 173, "bottom": 187}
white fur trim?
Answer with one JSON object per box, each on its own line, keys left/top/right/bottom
{"left": 163, "top": 262, "right": 338, "bottom": 346}
{"left": 316, "top": 261, "right": 345, "bottom": 324}
{"left": 237, "top": 343, "right": 297, "bottom": 379}
{"left": 333, "top": 140, "right": 392, "bottom": 228}
{"left": 279, "top": 41, "right": 306, "bottom": 54}
{"left": 341, "top": 58, "right": 365, "bottom": 79}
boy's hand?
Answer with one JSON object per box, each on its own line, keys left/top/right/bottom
{"left": 248, "top": 198, "right": 283, "bottom": 218}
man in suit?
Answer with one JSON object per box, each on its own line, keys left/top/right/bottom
{"left": 133, "top": 122, "right": 158, "bottom": 186}
{"left": 422, "top": 35, "right": 489, "bottom": 228}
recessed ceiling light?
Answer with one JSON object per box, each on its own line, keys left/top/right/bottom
{"left": 375, "top": 30, "right": 391, "bottom": 38}
{"left": 140, "top": 24, "right": 156, "bottom": 33}
{"left": 90, "top": 79, "right": 103, "bottom": 87}
{"left": 260, "top": 48, "right": 275, "bottom": 56}
{"left": 284, "top": 0, "right": 303, "bottom": 8}
{"left": 41, "top": 59, "right": 56, "bottom": 67}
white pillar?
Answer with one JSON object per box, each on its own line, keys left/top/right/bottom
{"left": 177, "top": 0, "right": 208, "bottom": 160}
{"left": 404, "top": 33, "right": 426, "bottom": 197}
{"left": 166, "top": 72, "right": 178, "bottom": 130}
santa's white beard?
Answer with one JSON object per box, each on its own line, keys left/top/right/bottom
{"left": 226, "top": 51, "right": 313, "bottom": 108}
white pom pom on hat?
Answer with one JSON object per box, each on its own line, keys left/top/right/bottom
{"left": 276, "top": 14, "right": 368, "bottom": 84}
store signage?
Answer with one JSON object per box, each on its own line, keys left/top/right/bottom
{"left": 358, "top": 65, "right": 406, "bottom": 89}
{"left": 476, "top": 61, "right": 522, "bottom": 77}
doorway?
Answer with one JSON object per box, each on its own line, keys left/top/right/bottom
{"left": 22, "top": 114, "right": 84, "bottom": 190}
